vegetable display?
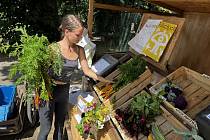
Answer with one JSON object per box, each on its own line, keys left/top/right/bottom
{"left": 76, "top": 102, "right": 111, "bottom": 139}
{"left": 114, "top": 91, "right": 162, "bottom": 139}
{"left": 113, "top": 56, "right": 146, "bottom": 91}
{"left": 158, "top": 81, "right": 187, "bottom": 110}
{"left": 99, "top": 56, "right": 147, "bottom": 99}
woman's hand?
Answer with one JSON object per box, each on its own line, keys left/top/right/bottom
{"left": 97, "top": 76, "right": 115, "bottom": 84}
{"left": 103, "top": 78, "right": 115, "bottom": 84}
{"left": 52, "top": 79, "right": 67, "bottom": 85}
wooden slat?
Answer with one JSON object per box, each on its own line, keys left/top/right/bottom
{"left": 159, "top": 121, "right": 173, "bottom": 135}
{"left": 186, "top": 67, "right": 210, "bottom": 92}
{"left": 182, "top": 83, "right": 200, "bottom": 97}
{"left": 110, "top": 69, "right": 152, "bottom": 103}
{"left": 172, "top": 74, "right": 186, "bottom": 85}
{"left": 185, "top": 89, "right": 207, "bottom": 111}
{"left": 94, "top": 3, "right": 150, "bottom": 13}
{"left": 187, "top": 95, "right": 210, "bottom": 119}
{"left": 165, "top": 131, "right": 182, "bottom": 140}
{"left": 87, "top": 0, "right": 94, "bottom": 38}
{"left": 150, "top": 66, "right": 186, "bottom": 92}
{"left": 178, "top": 79, "right": 192, "bottom": 89}
{"left": 148, "top": 0, "right": 210, "bottom": 13}
{"left": 113, "top": 76, "right": 152, "bottom": 109}
{"left": 154, "top": 115, "right": 167, "bottom": 126}
{"left": 160, "top": 106, "right": 188, "bottom": 131}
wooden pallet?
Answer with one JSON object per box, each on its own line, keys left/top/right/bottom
{"left": 150, "top": 66, "right": 210, "bottom": 130}
{"left": 110, "top": 92, "right": 188, "bottom": 140}
{"left": 94, "top": 67, "right": 152, "bottom": 110}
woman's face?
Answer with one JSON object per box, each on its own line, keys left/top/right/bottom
{"left": 65, "top": 27, "right": 84, "bottom": 44}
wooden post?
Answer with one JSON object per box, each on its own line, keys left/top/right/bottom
{"left": 87, "top": 0, "right": 94, "bottom": 38}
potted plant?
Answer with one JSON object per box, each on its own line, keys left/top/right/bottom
{"left": 76, "top": 101, "right": 111, "bottom": 139}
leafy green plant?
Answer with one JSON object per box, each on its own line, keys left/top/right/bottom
{"left": 130, "top": 91, "right": 162, "bottom": 120}
{"left": 113, "top": 56, "right": 146, "bottom": 91}
{"left": 0, "top": 26, "right": 63, "bottom": 101}
{"left": 115, "top": 91, "right": 163, "bottom": 138}
{"left": 76, "top": 102, "right": 111, "bottom": 138}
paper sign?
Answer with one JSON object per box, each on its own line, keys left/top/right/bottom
{"left": 207, "top": 114, "right": 210, "bottom": 120}
{"left": 128, "top": 19, "right": 162, "bottom": 54}
{"left": 77, "top": 98, "right": 87, "bottom": 112}
{"left": 142, "top": 21, "right": 177, "bottom": 62}
{"left": 74, "top": 114, "right": 82, "bottom": 123}
{"left": 84, "top": 94, "right": 94, "bottom": 103}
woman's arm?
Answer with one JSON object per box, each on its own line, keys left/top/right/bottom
{"left": 78, "top": 46, "right": 113, "bottom": 83}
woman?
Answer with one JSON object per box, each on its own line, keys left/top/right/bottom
{"left": 38, "top": 14, "right": 112, "bottom": 140}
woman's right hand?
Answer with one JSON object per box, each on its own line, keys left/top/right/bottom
{"left": 52, "top": 80, "right": 67, "bottom": 85}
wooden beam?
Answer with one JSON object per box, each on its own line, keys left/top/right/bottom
{"left": 87, "top": 1, "right": 182, "bottom": 38}
{"left": 87, "top": 0, "right": 94, "bottom": 38}
{"left": 146, "top": 0, "right": 183, "bottom": 15}
{"left": 94, "top": 3, "right": 150, "bottom": 13}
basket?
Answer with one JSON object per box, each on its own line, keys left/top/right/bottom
{"left": 0, "top": 85, "right": 16, "bottom": 122}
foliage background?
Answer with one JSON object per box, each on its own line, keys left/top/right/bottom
{"left": 0, "top": 0, "right": 172, "bottom": 54}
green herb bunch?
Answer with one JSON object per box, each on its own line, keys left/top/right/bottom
{"left": 0, "top": 27, "right": 63, "bottom": 101}
{"left": 115, "top": 91, "right": 163, "bottom": 138}
{"left": 76, "top": 102, "right": 111, "bottom": 138}
{"left": 113, "top": 56, "right": 146, "bottom": 91}
{"left": 130, "top": 91, "right": 162, "bottom": 119}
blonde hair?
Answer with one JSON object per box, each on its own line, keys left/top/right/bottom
{"left": 59, "top": 14, "right": 83, "bottom": 39}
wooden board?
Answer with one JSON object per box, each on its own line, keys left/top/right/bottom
{"left": 129, "top": 13, "right": 185, "bottom": 73}
{"left": 148, "top": 0, "right": 210, "bottom": 13}
{"left": 168, "top": 12, "right": 210, "bottom": 76}
{"left": 93, "top": 68, "right": 152, "bottom": 110}
{"left": 111, "top": 92, "right": 187, "bottom": 140}
{"left": 150, "top": 66, "right": 210, "bottom": 130}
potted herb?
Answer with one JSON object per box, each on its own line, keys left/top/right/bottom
{"left": 76, "top": 101, "right": 111, "bottom": 139}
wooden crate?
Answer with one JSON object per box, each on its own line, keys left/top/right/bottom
{"left": 110, "top": 92, "right": 188, "bottom": 140}
{"left": 93, "top": 67, "right": 152, "bottom": 110}
{"left": 150, "top": 66, "right": 210, "bottom": 130}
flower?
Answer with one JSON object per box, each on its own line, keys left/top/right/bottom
{"left": 76, "top": 101, "right": 111, "bottom": 137}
